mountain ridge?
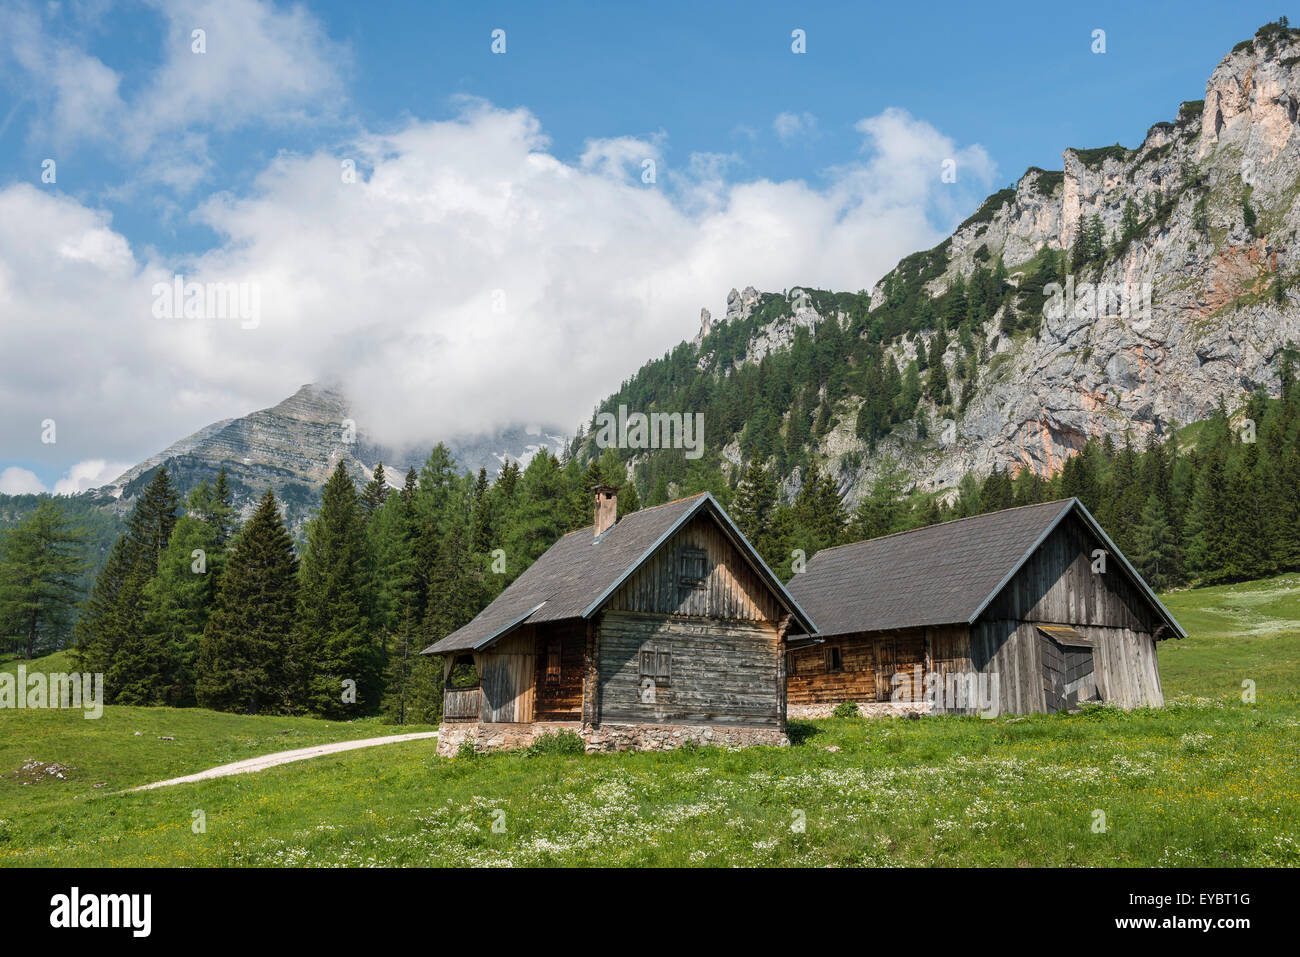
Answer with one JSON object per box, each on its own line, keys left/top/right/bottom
{"left": 572, "top": 20, "right": 1300, "bottom": 507}
{"left": 87, "top": 383, "right": 567, "bottom": 532}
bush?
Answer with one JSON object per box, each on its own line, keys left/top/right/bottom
{"left": 455, "top": 736, "right": 477, "bottom": 759}
{"left": 523, "top": 730, "right": 585, "bottom": 757}
{"left": 832, "top": 701, "right": 861, "bottom": 719}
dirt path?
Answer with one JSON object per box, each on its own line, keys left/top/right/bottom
{"left": 131, "top": 731, "right": 439, "bottom": 791}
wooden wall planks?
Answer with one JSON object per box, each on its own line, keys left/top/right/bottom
{"left": 596, "top": 610, "right": 782, "bottom": 728}
{"left": 607, "top": 514, "right": 782, "bottom": 622}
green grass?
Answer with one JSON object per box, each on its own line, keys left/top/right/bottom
{"left": 0, "top": 665, "right": 434, "bottom": 817}
{"left": 2, "top": 578, "right": 1299, "bottom": 867}
{"left": 1, "top": 649, "right": 74, "bottom": 678}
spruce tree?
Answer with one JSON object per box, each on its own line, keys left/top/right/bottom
{"left": 205, "top": 466, "right": 238, "bottom": 547}
{"left": 73, "top": 466, "right": 179, "bottom": 697}
{"left": 507, "top": 450, "right": 572, "bottom": 567}
{"left": 292, "top": 462, "right": 381, "bottom": 717}
{"left": 361, "top": 463, "right": 389, "bottom": 524}
{"left": 0, "top": 500, "right": 88, "bottom": 658}
{"left": 140, "top": 485, "right": 224, "bottom": 706}
{"left": 851, "top": 457, "right": 909, "bottom": 540}
{"left": 732, "top": 460, "right": 778, "bottom": 545}
{"left": 1131, "top": 493, "right": 1178, "bottom": 591}
{"left": 196, "top": 490, "right": 299, "bottom": 714}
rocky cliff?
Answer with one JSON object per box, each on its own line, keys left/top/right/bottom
{"left": 661, "top": 22, "right": 1300, "bottom": 503}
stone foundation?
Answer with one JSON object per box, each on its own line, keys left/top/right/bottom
{"left": 436, "top": 720, "right": 788, "bottom": 756}
{"left": 787, "top": 701, "right": 934, "bottom": 719}
{"left": 582, "top": 723, "right": 787, "bottom": 752}
{"left": 436, "top": 721, "right": 582, "bottom": 757}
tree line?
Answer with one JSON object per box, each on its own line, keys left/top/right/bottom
{"left": 8, "top": 445, "right": 648, "bottom": 722}
{"left": 6, "top": 376, "right": 1299, "bottom": 718}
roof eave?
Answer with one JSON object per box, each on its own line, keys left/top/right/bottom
{"left": 421, "top": 600, "right": 549, "bottom": 656}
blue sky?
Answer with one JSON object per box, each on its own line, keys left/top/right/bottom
{"left": 0, "top": 0, "right": 1291, "bottom": 491}
{"left": 1, "top": 1, "right": 1285, "bottom": 255}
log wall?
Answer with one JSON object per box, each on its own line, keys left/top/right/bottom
{"left": 596, "top": 610, "right": 782, "bottom": 728}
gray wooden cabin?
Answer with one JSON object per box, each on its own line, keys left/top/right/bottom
{"left": 422, "top": 487, "right": 815, "bottom": 753}
{"left": 785, "top": 498, "right": 1184, "bottom": 717}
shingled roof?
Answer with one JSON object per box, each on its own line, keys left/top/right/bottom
{"left": 786, "top": 498, "right": 1185, "bottom": 639}
{"left": 422, "top": 492, "right": 815, "bottom": 655}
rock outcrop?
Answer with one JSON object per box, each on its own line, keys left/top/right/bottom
{"left": 673, "top": 25, "right": 1300, "bottom": 504}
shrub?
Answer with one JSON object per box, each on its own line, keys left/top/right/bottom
{"left": 832, "top": 701, "right": 861, "bottom": 719}
{"left": 455, "top": 736, "right": 478, "bottom": 759}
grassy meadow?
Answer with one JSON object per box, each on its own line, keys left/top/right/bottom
{"left": 1, "top": 576, "right": 1298, "bottom": 867}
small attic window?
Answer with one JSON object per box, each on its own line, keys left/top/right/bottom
{"left": 678, "top": 546, "right": 708, "bottom": 589}
{"left": 825, "top": 647, "right": 843, "bottom": 673}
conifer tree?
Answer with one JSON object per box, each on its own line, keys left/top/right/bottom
{"left": 205, "top": 466, "right": 237, "bottom": 547}
{"left": 507, "top": 450, "right": 572, "bottom": 567}
{"left": 196, "top": 490, "right": 298, "bottom": 714}
{"left": 851, "top": 457, "right": 909, "bottom": 540}
{"left": 0, "top": 500, "right": 88, "bottom": 659}
{"left": 1186, "top": 444, "right": 1231, "bottom": 582}
{"left": 73, "top": 466, "right": 179, "bottom": 696}
{"left": 292, "top": 462, "right": 381, "bottom": 717}
{"left": 139, "top": 484, "right": 225, "bottom": 705}
{"left": 361, "top": 463, "right": 389, "bottom": 524}
{"left": 793, "top": 464, "right": 845, "bottom": 553}
{"left": 732, "top": 460, "right": 778, "bottom": 546}
{"left": 1131, "top": 493, "right": 1178, "bottom": 591}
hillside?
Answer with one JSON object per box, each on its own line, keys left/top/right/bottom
{"left": 574, "top": 20, "right": 1300, "bottom": 506}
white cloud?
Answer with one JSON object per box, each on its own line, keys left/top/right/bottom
{"left": 0, "top": 461, "right": 131, "bottom": 496}
{"left": 773, "top": 111, "right": 818, "bottom": 144}
{"left": 1, "top": 0, "right": 348, "bottom": 190}
{"left": 0, "top": 102, "right": 995, "bottom": 475}
{"left": 0, "top": 467, "right": 45, "bottom": 495}
{"left": 52, "top": 460, "right": 135, "bottom": 495}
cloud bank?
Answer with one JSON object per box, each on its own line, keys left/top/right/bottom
{"left": 0, "top": 1, "right": 997, "bottom": 486}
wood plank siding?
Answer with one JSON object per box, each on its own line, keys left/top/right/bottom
{"left": 474, "top": 628, "right": 536, "bottom": 723}
{"left": 606, "top": 514, "right": 782, "bottom": 621}
{"left": 788, "top": 511, "right": 1166, "bottom": 714}
{"left": 596, "top": 611, "right": 783, "bottom": 728}
{"left": 979, "top": 512, "right": 1161, "bottom": 633}
{"left": 788, "top": 634, "right": 878, "bottom": 704}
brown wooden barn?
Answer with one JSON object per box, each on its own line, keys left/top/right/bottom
{"left": 422, "top": 487, "right": 815, "bottom": 754}
{"left": 784, "top": 498, "right": 1184, "bottom": 717}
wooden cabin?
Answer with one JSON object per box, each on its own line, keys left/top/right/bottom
{"left": 423, "top": 487, "right": 815, "bottom": 754}
{"left": 784, "top": 498, "right": 1184, "bottom": 717}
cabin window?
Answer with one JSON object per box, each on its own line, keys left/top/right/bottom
{"left": 639, "top": 645, "right": 672, "bottom": 685}
{"left": 546, "top": 641, "right": 562, "bottom": 684}
{"left": 825, "top": 646, "right": 843, "bottom": 673}
{"left": 677, "top": 546, "right": 708, "bottom": 589}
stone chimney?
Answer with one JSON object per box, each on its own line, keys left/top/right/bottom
{"left": 594, "top": 484, "right": 618, "bottom": 538}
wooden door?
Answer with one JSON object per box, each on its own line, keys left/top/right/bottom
{"left": 875, "top": 639, "right": 896, "bottom": 702}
